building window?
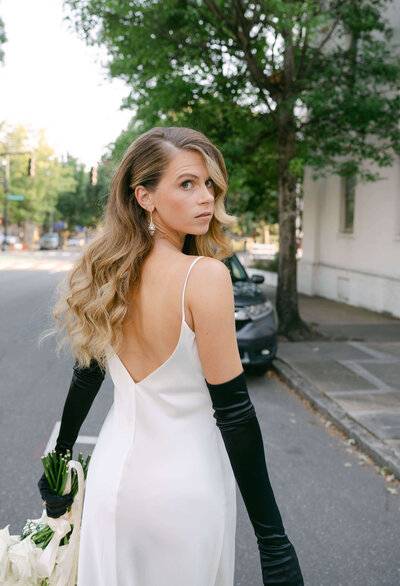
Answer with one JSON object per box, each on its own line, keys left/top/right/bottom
{"left": 341, "top": 176, "right": 356, "bottom": 232}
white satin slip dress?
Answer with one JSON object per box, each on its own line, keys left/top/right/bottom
{"left": 76, "top": 256, "right": 237, "bottom": 586}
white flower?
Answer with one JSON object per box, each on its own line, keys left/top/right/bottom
{"left": 8, "top": 535, "right": 41, "bottom": 583}
{"left": 0, "top": 525, "right": 11, "bottom": 582}
{"left": 55, "top": 543, "right": 69, "bottom": 565}
{"left": 47, "top": 544, "right": 70, "bottom": 585}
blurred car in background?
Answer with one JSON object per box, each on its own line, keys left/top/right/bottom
{"left": 39, "top": 232, "right": 62, "bottom": 250}
{"left": 66, "top": 235, "right": 85, "bottom": 248}
{"left": 223, "top": 253, "right": 278, "bottom": 375}
{"left": 0, "top": 233, "right": 20, "bottom": 245}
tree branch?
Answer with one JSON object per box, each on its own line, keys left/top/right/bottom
{"left": 229, "top": 0, "right": 281, "bottom": 116}
{"left": 296, "top": 13, "right": 342, "bottom": 82}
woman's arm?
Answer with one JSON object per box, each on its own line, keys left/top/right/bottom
{"left": 38, "top": 358, "right": 106, "bottom": 517}
{"left": 205, "top": 371, "right": 303, "bottom": 585}
{"left": 189, "top": 258, "right": 304, "bottom": 585}
{"left": 54, "top": 358, "right": 106, "bottom": 457}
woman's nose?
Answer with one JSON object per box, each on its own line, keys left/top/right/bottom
{"left": 201, "top": 185, "right": 215, "bottom": 202}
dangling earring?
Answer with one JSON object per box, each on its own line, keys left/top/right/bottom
{"left": 148, "top": 208, "right": 156, "bottom": 236}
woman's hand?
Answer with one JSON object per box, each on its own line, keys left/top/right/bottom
{"left": 258, "top": 530, "right": 303, "bottom": 585}
{"left": 38, "top": 471, "right": 74, "bottom": 518}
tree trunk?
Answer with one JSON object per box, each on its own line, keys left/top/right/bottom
{"left": 274, "top": 35, "right": 313, "bottom": 340}
{"left": 275, "top": 105, "right": 300, "bottom": 335}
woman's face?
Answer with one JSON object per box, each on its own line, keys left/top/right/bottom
{"left": 136, "top": 148, "right": 215, "bottom": 243}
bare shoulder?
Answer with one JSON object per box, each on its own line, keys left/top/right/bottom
{"left": 188, "top": 257, "right": 232, "bottom": 307}
{"left": 189, "top": 255, "right": 230, "bottom": 282}
{"left": 187, "top": 256, "right": 243, "bottom": 384}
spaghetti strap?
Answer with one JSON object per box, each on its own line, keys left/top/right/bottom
{"left": 181, "top": 256, "right": 204, "bottom": 322}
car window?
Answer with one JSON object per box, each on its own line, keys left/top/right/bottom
{"left": 222, "top": 255, "right": 248, "bottom": 282}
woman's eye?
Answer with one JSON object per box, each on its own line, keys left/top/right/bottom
{"left": 181, "top": 178, "right": 214, "bottom": 190}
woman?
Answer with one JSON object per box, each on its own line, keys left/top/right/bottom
{"left": 38, "top": 126, "right": 303, "bottom": 585}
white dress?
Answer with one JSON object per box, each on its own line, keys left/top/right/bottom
{"left": 76, "top": 256, "right": 237, "bottom": 586}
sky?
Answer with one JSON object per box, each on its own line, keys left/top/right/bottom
{"left": 0, "top": 0, "right": 133, "bottom": 168}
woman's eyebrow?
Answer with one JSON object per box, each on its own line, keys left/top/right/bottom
{"left": 176, "top": 172, "right": 210, "bottom": 181}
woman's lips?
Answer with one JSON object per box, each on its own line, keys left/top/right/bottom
{"left": 196, "top": 212, "right": 212, "bottom": 218}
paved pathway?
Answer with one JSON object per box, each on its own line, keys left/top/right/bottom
{"left": 241, "top": 255, "right": 400, "bottom": 480}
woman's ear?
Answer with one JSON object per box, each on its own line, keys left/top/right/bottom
{"left": 134, "top": 185, "right": 154, "bottom": 211}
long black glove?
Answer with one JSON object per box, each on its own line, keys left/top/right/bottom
{"left": 205, "top": 370, "right": 304, "bottom": 586}
{"left": 38, "top": 358, "right": 106, "bottom": 518}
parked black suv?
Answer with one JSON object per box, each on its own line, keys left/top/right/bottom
{"left": 223, "top": 254, "right": 278, "bottom": 375}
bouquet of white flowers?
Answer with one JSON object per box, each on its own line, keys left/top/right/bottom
{"left": 0, "top": 451, "right": 90, "bottom": 586}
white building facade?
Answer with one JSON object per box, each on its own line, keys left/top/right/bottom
{"left": 298, "top": 160, "right": 400, "bottom": 318}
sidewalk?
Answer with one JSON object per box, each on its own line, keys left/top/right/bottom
{"left": 242, "top": 259, "right": 400, "bottom": 480}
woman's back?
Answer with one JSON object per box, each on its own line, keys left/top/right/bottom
{"left": 117, "top": 252, "right": 200, "bottom": 384}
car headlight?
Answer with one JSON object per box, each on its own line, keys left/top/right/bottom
{"left": 235, "top": 301, "right": 274, "bottom": 321}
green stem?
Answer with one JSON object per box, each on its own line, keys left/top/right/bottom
{"left": 42, "top": 456, "right": 56, "bottom": 490}
{"left": 32, "top": 526, "right": 53, "bottom": 543}
{"left": 51, "top": 451, "right": 58, "bottom": 482}
{"left": 55, "top": 458, "right": 63, "bottom": 493}
{"left": 43, "top": 532, "right": 54, "bottom": 548}
{"left": 59, "top": 457, "right": 68, "bottom": 495}
{"left": 59, "top": 462, "right": 69, "bottom": 495}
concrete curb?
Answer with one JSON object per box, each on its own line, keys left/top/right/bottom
{"left": 272, "top": 356, "right": 400, "bottom": 481}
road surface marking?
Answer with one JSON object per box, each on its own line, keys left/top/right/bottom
{"left": 0, "top": 259, "right": 74, "bottom": 272}
{"left": 43, "top": 421, "right": 98, "bottom": 456}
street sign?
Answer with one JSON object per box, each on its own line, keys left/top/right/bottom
{"left": 54, "top": 221, "right": 67, "bottom": 229}
{"left": 7, "top": 194, "right": 25, "bottom": 201}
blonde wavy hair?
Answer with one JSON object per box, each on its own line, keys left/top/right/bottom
{"left": 40, "top": 126, "right": 237, "bottom": 372}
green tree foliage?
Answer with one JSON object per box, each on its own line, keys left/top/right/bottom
{"left": 84, "top": 159, "right": 115, "bottom": 226}
{"left": 0, "top": 123, "right": 110, "bottom": 233}
{"left": 0, "top": 123, "right": 77, "bottom": 229}
{"left": 56, "top": 155, "right": 88, "bottom": 229}
{"left": 0, "top": 15, "right": 6, "bottom": 63}
{"left": 65, "top": 0, "right": 400, "bottom": 337}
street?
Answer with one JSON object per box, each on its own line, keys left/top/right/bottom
{"left": 1, "top": 254, "right": 400, "bottom": 585}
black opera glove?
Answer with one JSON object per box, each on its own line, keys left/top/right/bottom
{"left": 54, "top": 357, "right": 106, "bottom": 458}
{"left": 38, "top": 358, "right": 105, "bottom": 517}
{"left": 205, "top": 370, "right": 304, "bottom": 586}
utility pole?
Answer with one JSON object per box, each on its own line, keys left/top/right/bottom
{"left": 2, "top": 153, "right": 10, "bottom": 252}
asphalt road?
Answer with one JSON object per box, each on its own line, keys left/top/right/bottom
{"left": 1, "top": 254, "right": 399, "bottom": 585}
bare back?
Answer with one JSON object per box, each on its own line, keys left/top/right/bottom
{"left": 118, "top": 253, "right": 199, "bottom": 384}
